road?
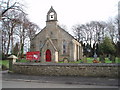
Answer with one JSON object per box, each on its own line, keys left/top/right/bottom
{"left": 1, "top": 71, "right": 119, "bottom": 89}
{"left": 2, "top": 80, "right": 119, "bottom": 88}
{"left": 2, "top": 72, "right": 119, "bottom": 86}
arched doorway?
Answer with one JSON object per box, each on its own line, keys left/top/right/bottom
{"left": 46, "top": 49, "right": 52, "bottom": 62}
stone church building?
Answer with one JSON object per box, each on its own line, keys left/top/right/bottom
{"left": 31, "top": 7, "right": 83, "bottom": 63}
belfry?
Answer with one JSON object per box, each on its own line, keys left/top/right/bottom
{"left": 31, "top": 7, "right": 83, "bottom": 62}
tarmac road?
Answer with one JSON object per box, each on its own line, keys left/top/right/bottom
{"left": 2, "top": 80, "right": 119, "bottom": 88}
{"left": 1, "top": 70, "right": 120, "bottom": 88}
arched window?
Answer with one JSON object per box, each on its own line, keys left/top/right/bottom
{"left": 63, "top": 40, "right": 67, "bottom": 54}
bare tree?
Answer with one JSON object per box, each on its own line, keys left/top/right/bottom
{"left": 2, "top": 10, "right": 21, "bottom": 56}
{"left": 1, "top": 0, "right": 25, "bottom": 59}
{"left": 0, "top": 0, "right": 24, "bottom": 18}
{"left": 1, "top": 0, "right": 41, "bottom": 59}
{"left": 90, "top": 21, "right": 107, "bottom": 44}
{"left": 13, "top": 12, "right": 27, "bottom": 57}
{"left": 72, "top": 21, "right": 107, "bottom": 56}
{"left": 72, "top": 24, "right": 87, "bottom": 43}
{"left": 114, "top": 16, "right": 120, "bottom": 42}
{"left": 27, "top": 22, "right": 40, "bottom": 48}
{"left": 106, "top": 18, "right": 118, "bottom": 43}
{"left": 59, "top": 24, "right": 68, "bottom": 31}
{"left": 14, "top": 12, "right": 40, "bottom": 57}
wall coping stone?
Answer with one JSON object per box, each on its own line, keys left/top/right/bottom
{"left": 14, "top": 62, "right": 120, "bottom": 67}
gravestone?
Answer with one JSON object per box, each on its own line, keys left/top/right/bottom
{"left": 83, "top": 55, "right": 87, "bottom": 63}
{"left": 94, "top": 53, "right": 97, "bottom": 60}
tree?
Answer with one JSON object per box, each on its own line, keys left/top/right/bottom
{"left": 106, "top": 19, "right": 117, "bottom": 43}
{"left": 72, "top": 24, "right": 87, "bottom": 42}
{"left": 13, "top": 42, "right": 19, "bottom": 56}
{"left": 90, "top": 21, "right": 107, "bottom": 44}
{"left": 27, "top": 21, "right": 40, "bottom": 48}
{"left": 98, "top": 37, "right": 116, "bottom": 63}
{"left": 59, "top": 24, "right": 68, "bottom": 31}
{"left": 0, "top": 0, "right": 24, "bottom": 18}
{"left": 1, "top": 10, "right": 21, "bottom": 56}
{"left": 0, "top": 27, "right": 2, "bottom": 59}
{"left": 14, "top": 13, "right": 28, "bottom": 58}
{"left": 14, "top": 12, "right": 40, "bottom": 57}
{"left": 72, "top": 21, "right": 107, "bottom": 56}
{"left": 99, "top": 37, "right": 116, "bottom": 55}
{"left": 1, "top": 0, "right": 25, "bottom": 58}
{"left": 1, "top": 0, "right": 40, "bottom": 59}
{"left": 116, "top": 41, "right": 120, "bottom": 57}
{"left": 118, "top": 1, "right": 120, "bottom": 41}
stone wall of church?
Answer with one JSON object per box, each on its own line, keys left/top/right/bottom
{"left": 31, "top": 22, "right": 83, "bottom": 62}
{"left": 13, "top": 63, "right": 119, "bottom": 78}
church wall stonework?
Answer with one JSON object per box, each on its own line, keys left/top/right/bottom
{"left": 30, "top": 7, "right": 83, "bottom": 62}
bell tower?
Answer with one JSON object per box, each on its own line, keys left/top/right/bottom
{"left": 46, "top": 6, "right": 57, "bottom": 22}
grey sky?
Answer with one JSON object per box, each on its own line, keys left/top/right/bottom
{"left": 23, "top": 0, "right": 119, "bottom": 33}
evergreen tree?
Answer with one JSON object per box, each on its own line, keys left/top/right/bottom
{"left": 98, "top": 37, "right": 116, "bottom": 63}
{"left": 99, "top": 37, "right": 116, "bottom": 55}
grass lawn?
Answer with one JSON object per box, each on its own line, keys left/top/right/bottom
{"left": 59, "top": 57, "right": 120, "bottom": 63}
{"left": 86, "top": 57, "right": 120, "bottom": 63}
{"left": 0, "top": 57, "right": 119, "bottom": 68}
{"left": 0, "top": 60, "right": 9, "bottom": 68}
{"left": 0, "top": 59, "right": 29, "bottom": 69}
{"left": 16, "top": 59, "right": 29, "bottom": 63}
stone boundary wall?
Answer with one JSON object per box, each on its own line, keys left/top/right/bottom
{"left": 13, "top": 63, "right": 120, "bottom": 78}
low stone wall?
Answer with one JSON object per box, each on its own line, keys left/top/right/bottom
{"left": 13, "top": 63, "right": 120, "bottom": 78}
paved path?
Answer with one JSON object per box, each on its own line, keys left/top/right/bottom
{"left": 2, "top": 80, "right": 119, "bottom": 88}
{"left": 1, "top": 71, "right": 119, "bottom": 87}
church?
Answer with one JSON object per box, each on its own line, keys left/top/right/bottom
{"left": 30, "top": 7, "right": 83, "bottom": 63}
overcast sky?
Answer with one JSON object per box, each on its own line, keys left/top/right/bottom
{"left": 22, "top": 0, "right": 119, "bottom": 33}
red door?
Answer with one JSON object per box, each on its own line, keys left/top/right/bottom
{"left": 46, "top": 49, "right": 51, "bottom": 62}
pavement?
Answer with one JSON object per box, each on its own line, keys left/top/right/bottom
{"left": 1, "top": 70, "right": 120, "bottom": 86}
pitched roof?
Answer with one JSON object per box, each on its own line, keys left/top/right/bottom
{"left": 8, "top": 55, "right": 18, "bottom": 59}
{"left": 57, "top": 25, "right": 75, "bottom": 39}
{"left": 41, "top": 38, "right": 57, "bottom": 51}
{"left": 32, "top": 25, "right": 79, "bottom": 43}
{"left": 47, "top": 6, "right": 56, "bottom": 14}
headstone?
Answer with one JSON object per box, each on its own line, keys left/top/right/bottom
{"left": 64, "top": 58, "right": 68, "bottom": 63}
{"left": 93, "top": 53, "right": 99, "bottom": 63}
{"left": 94, "top": 53, "right": 97, "bottom": 60}
{"left": 99, "top": 55, "right": 105, "bottom": 63}
{"left": 83, "top": 55, "right": 87, "bottom": 63}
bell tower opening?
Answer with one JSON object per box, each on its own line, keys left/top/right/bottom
{"left": 49, "top": 12, "right": 54, "bottom": 20}
{"left": 46, "top": 6, "right": 57, "bottom": 22}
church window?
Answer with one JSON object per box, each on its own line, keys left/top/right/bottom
{"left": 63, "top": 40, "right": 67, "bottom": 54}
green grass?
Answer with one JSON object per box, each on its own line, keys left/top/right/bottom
{"left": 16, "top": 59, "right": 29, "bottom": 63}
{"left": 59, "top": 57, "right": 120, "bottom": 63}
{"left": 0, "top": 60, "right": 9, "bottom": 68}
{"left": 16, "top": 59, "right": 40, "bottom": 63}
{"left": 104, "top": 58, "right": 112, "bottom": 63}
{"left": 0, "top": 57, "right": 119, "bottom": 68}
{"left": 115, "top": 57, "right": 120, "bottom": 63}
{"left": 86, "top": 57, "right": 94, "bottom": 63}
{"left": 86, "top": 57, "right": 120, "bottom": 63}
{"left": 0, "top": 59, "right": 29, "bottom": 69}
